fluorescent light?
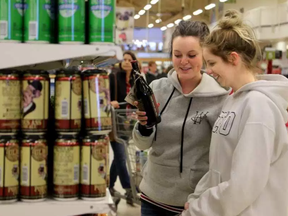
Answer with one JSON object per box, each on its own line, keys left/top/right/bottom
{"left": 139, "top": 10, "right": 145, "bottom": 15}
{"left": 134, "top": 14, "right": 140, "bottom": 19}
{"left": 205, "top": 3, "right": 216, "bottom": 10}
{"left": 220, "top": 0, "right": 228, "bottom": 2}
{"left": 167, "top": 23, "right": 174, "bottom": 28}
{"left": 148, "top": 23, "right": 154, "bottom": 28}
{"left": 144, "top": 4, "right": 152, "bottom": 10}
{"left": 174, "top": 19, "right": 182, "bottom": 25}
{"left": 193, "top": 9, "right": 203, "bottom": 15}
{"left": 155, "top": 18, "right": 162, "bottom": 23}
{"left": 183, "top": 15, "right": 192, "bottom": 20}
{"left": 150, "top": 0, "right": 159, "bottom": 5}
{"left": 161, "top": 26, "right": 167, "bottom": 31}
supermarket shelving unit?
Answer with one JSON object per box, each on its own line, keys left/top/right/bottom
{"left": 1, "top": 189, "right": 114, "bottom": 216}
{"left": 0, "top": 43, "right": 123, "bottom": 70}
{"left": 0, "top": 42, "right": 123, "bottom": 216}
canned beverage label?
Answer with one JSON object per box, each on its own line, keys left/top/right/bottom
{"left": 55, "top": 76, "right": 82, "bottom": 131}
{"left": 58, "top": 0, "right": 85, "bottom": 43}
{"left": 105, "top": 136, "right": 110, "bottom": 187}
{"left": 0, "top": 74, "right": 21, "bottom": 132}
{"left": 54, "top": 140, "right": 80, "bottom": 198}
{"left": 21, "top": 140, "right": 48, "bottom": 200}
{"left": 21, "top": 76, "right": 49, "bottom": 131}
{"left": 24, "top": 0, "right": 56, "bottom": 43}
{"left": 0, "top": 140, "right": 19, "bottom": 201}
{"left": 0, "top": 0, "right": 24, "bottom": 42}
{"left": 81, "top": 136, "right": 107, "bottom": 198}
{"left": 83, "top": 75, "right": 112, "bottom": 131}
{"left": 89, "top": 0, "right": 115, "bottom": 43}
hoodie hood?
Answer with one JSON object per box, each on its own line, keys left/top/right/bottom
{"left": 235, "top": 74, "right": 288, "bottom": 121}
{"left": 167, "top": 69, "right": 228, "bottom": 97}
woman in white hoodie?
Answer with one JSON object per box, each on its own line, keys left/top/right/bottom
{"left": 182, "top": 10, "right": 288, "bottom": 216}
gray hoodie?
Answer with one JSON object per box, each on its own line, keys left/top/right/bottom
{"left": 133, "top": 70, "right": 229, "bottom": 206}
{"left": 184, "top": 75, "right": 288, "bottom": 216}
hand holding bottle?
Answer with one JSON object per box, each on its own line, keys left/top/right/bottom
{"left": 134, "top": 101, "right": 160, "bottom": 126}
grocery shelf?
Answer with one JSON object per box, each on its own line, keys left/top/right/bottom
{"left": 0, "top": 189, "right": 115, "bottom": 216}
{"left": 0, "top": 43, "right": 123, "bottom": 70}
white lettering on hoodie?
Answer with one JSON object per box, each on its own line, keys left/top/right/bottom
{"left": 183, "top": 74, "right": 288, "bottom": 216}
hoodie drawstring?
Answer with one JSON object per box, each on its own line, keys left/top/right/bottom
{"left": 180, "top": 98, "right": 193, "bottom": 173}
{"left": 154, "top": 87, "right": 176, "bottom": 141}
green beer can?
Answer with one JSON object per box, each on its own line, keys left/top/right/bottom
{"left": 24, "top": 0, "right": 55, "bottom": 43}
{"left": 58, "top": 0, "right": 85, "bottom": 44}
{"left": 0, "top": 0, "right": 24, "bottom": 42}
{"left": 89, "top": 0, "right": 115, "bottom": 43}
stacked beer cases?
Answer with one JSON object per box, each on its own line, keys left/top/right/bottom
{"left": 0, "top": 70, "right": 21, "bottom": 203}
{"left": 53, "top": 68, "right": 111, "bottom": 201}
{"left": 20, "top": 71, "right": 50, "bottom": 202}
{"left": 0, "top": 70, "right": 50, "bottom": 203}
{"left": 80, "top": 69, "right": 111, "bottom": 200}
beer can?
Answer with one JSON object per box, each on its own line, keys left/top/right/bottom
{"left": 58, "top": 0, "right": 85, "bottom": 44}
{"left": 24, "top": 0, "right": 56, "bottom": 43}
{"left": 0, "top": 0, "right": 23, "bottom": 42}
{"left": 105, "top": 136, "right": 110, "bottom": 187}
{"left": 83, "top": 70, "right": 112, "bottom": 133}
{"left": 20, "top": 134, "right": 48, "bottom": 202}
{"left": 88, "top": 0, "right": 115, "bottom": 43}
{"left": 55, "top": 69, "right": 82, "bottom": 132}
{"left": 21, "top": 71, "right": 50, "bottom": 132}
{"left": 0, "top": 70, "right": 21, "bottom": 132}
{"left": 54, "top": 134, "right": 80, "bottom": 200}
{"left": 81, "top": 134, "right": 108, "bottom": 200}
{"left": 0, "top": 134, "right": 19, "bottom": 203}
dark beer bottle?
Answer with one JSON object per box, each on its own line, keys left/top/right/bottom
{"left": 131, "top": 60, "right": 161, "bottom": 128}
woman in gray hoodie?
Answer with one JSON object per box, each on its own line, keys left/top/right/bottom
{"left": 132, "top": 20, "right": 229, "bottom": 215}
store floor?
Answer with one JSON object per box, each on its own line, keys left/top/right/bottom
{"left": 115, "top": 179, "right": 141, "bottom": 216}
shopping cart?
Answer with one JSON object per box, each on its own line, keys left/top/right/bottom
{"left": 111, "top": 104, "right": 142, "bottom": 206}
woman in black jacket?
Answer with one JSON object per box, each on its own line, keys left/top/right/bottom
{"left": 109, "top": 51, "right": 138, "bottom": 205}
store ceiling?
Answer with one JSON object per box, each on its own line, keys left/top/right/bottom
{"left": 116, "top": 0, "right": 214, "bottom": 28}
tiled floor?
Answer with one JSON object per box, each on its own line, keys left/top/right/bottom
{"left": 114, "top": 180, "right": 141, "bottom": 216}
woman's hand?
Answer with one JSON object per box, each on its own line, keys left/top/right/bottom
{"left": 184, "top": 202, "right": 189, "bottom": 210}
{"left": 111, "top": 101, "right": 120, "bottom": 109}
{"left": 134, "top": 101, "right": 148, "bottom": 125}
{"left": 133, "top": 101, "right": 160, "bottom": 126}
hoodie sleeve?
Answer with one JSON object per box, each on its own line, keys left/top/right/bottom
{"left": 183, "top": 96, "right": 280, "bottom": 216}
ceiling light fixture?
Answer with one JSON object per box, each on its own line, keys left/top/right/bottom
{"left": 161, "top": 26, "right": 167, "bottom": 31}
{"left": 144, "top": 4, "right": 152, "bottom": 10}
{"left": 139, "top": 10, "right": 146, "bottom": 15}
{"left": 134, "top": 14, "right": 140, "bottom": 19}
{"left": 183, "top": 15, "right": 192, "bottom": 20}
{"left": 150, "top": 0, "right": 159, "bottom": 5}
{"left": 155, "top": 18, "right": 162, "bottom": 23}
{"left": 174, "top": 19, "right": 182, "bottom": 25}
{"left": 148, "top": 23, "right": 154, "bottom": 28}
{"left": 220, "top": 0, "right": 228, "bottom": 2}
{"left": 167, "top": 23, "right": 174, "bottom": 28}
{"left": 193, "top": 9, "right": 203, "bottom": 15}
{"left": 205, "top": 3, "right": 216, "bottom": 10}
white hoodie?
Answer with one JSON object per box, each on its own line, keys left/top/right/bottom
{"left": 183, "top": 74, "right": 288, "bottom": 216}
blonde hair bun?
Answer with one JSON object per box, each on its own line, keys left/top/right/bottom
{"left": 218, "top": 9, "right": 243, "bottom": 30}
